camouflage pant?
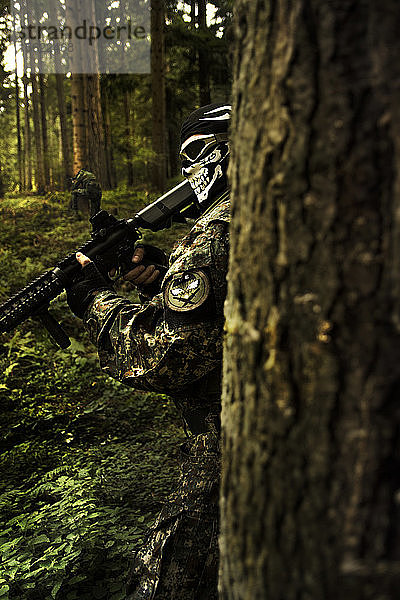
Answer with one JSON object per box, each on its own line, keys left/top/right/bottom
{"left": 126, "top": 431, "right": 220, "bottom": 600}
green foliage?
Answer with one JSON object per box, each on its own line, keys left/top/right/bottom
{"left": 0, "top": 191, "right": 187, "bottom": 599}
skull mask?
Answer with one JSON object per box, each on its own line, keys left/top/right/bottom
{"left": 180, "top": 104, "right": 231, "bottom": 210}
{"left": 180, "top": 133, "right": 229, "bottom": 205}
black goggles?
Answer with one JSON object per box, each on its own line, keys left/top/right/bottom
{"left": 180, "top": 133, "right": 229, "bottom": 162}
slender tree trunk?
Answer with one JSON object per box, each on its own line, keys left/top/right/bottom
{"left": 71, "top": 73, "right": 88, "bottom": 174}
{"left": 67, "top": 0, "right": 88, "bottom": 181}
{"left": 29, "top": 73, "right": 45, "bottom": 194}
{"left": 221, "top": 1, "right": 400, "bottom": 599}
{"left": 19, "top": 5, "right": 32, "bottom": 191}
{"left": 38, "top": 74, "right": 50, "bottom": 188}
{"left": 84, "top": 0, "right": 107, "bottom": 187}
{"left": 48, "top": 0, "right": 73, "bottom": 189}
{"left": 55, "top": 74, "right": 73, "bottom": 189}
{"left": 198, "top": 0, "right": 211, "bottom": 105}
{"left": 151, "top": 0, "right": 166, "bottom": 192}
{"left": 0, "top": 161, "right": 4, "bottom": 198}
{"left": 86, "top": 73, "right": 107, "bottom": 185}
{"left": 123, "top": 90, "right": 134, "bottom": 187}
{"left": 13, "top": 39, "right": 22, "bottom": 192}
{"left": 22, "top": 74, "right": 32, "bottom": 191}
{"left": 26, "top": 43, "right": 45, "bottom": 194}
{"left": 102, "top": 86, "right": 116, "bottom": 189}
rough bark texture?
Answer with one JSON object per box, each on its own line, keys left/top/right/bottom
{"left": 151, "top": 0, "right": 167, "bottom": 192}
{"left": 220, "top": 2, "right": 400, "bottom": 599}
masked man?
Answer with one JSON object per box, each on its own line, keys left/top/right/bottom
{"left": 67, "top": 103, "right": 231, "bottom": 599}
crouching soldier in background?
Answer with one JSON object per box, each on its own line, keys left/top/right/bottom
{"left": 66, "top": 103, "right": 232, "bottom": 599}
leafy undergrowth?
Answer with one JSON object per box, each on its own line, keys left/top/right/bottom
{"left": 0, "top": 188, "right": 189, "bottom": 599}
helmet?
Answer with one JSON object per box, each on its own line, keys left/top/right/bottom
{"left": 180, "top": 103, "right": 231, "bottom": 210}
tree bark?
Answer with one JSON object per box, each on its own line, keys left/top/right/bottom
{"left": 102, "top": 86, "right": 116, "bottom": 189}
{"left": 197, "top": 0, "right": 211, "bottom": 105}
{"left": 86, "top": 72, "right": 107, "bottom": 186}
{"left": 221, "top": 1, "right": 400, "bottom": 599}
{"left": 22, "top": 72, "right": 32, "bottom": 191}
{"left": 48, "top": 0, "right": 73, "bottom": 190}
{"left": 151, "top": 0, "right": 167, "bottom": 192}
{"left": 13, "top": 36, "right": 22, "bottom": 192}
{"left": 124, "top": 90, "right": 134, "bottom": 187}
{"left": 71, "top": 73, "right": 88, "bottom": 174}
{"left": 55, "top": 74, "right": 73, "bottom": 190}
{"left": 67, "top": 0, "right": 88, "bottom": 179}
{"left": 85, "top": 0, "right": 107, "bottom": 188}
{"left": 25, "top": 34, "right": 45, "bottom": 194}
{"left": 38, "top": 74, "right": 50, "bottom": 188}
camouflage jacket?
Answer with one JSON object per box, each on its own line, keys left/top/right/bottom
{"left": 83, "top": 192, "right": 230, "bottom": 431}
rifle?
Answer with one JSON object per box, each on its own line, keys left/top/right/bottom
{"left": 0, "top": 180, "right": 196, "bottom": 349}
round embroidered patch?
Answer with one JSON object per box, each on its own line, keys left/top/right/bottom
{"left": 164, "top": 271, "right": 211, "bottom": 312}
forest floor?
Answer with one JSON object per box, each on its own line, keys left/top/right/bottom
{"left": 0, "top": 188, "right": 190, "bottom": 600}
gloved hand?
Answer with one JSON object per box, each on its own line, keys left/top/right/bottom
{"left": 66, "top": 253, "right": 114, "bottom": 319}
{"left": 123, "top": 244, "right": 168, "bottom": 299}
{"left": 71, "top": 170, "right": 102, "bottom": 215}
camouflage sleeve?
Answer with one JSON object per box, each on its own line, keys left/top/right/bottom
{"left": 83, "top": 222, "right": 229, "bottom": 395}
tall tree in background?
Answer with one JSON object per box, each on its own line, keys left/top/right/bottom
{"left": 197, "top": 0, "right": 211, "bottom": 105}
{"left": 38, "top": 74, "right": 50, "bottom": 188}
{"left": 32, "top": 0, "right": 50, "bottom": 190}
{"left": 124, "top": 89, "right": 134, "bottom": 187}
{"left": 101, "top": 80, "right": 116, "bottom": 189}
{"left": 67, "top": 0, "right": 107, "bottom": 192}
{"left": 13, "top": 39, "right": 22, "bottom": 191}
{"left": 221, "top": 1, "right": 400, "bottom": 599}
{"left": 151, "top": 0, "right": 166, "bottom": 192}
{"left": 86, "top": 72, "right": 107, "bottom": 185}
{"left": 55, "top": 73, "right": 72, "bottom": 190}
{"left": 21, "top": 69, "right": 32, "bottom": 191}
{"left": 67, "top": 0, "right": 88, "bottom": 177}
{"left": 71, "top": 73, "right": 88, "bottom": 175}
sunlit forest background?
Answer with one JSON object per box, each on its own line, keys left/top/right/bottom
{"left": 0, "top": 1, "right": 232, "bottom": 598}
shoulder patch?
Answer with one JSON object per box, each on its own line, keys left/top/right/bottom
{"left": 164, "top": 270, "right": 210, "bottom": 312}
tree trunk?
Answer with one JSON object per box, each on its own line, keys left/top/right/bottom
{"left": 151, "top": 0, "right": 167, "bottom": 192}
{"left": 55, "top": 74, "right": 73, "bottom": 190}
{"left": 197, "top": 0, "right": 211, "bottom": 105}
{"left": 84, "top": 0, "right": 107, "bottom": 187}
{"left": 71, "top": 73, "right": 88, "bottom": 174}
{"left": 13, "top": 38, "right": 22, "bottom": 192}
{"left": 124, "top": 90, "right": 134, "bottom": 187}
{"left": 26, "top": 40, "right": 45, "bottom": 194}
{"left": 46, "top": 0, "right": 72, "bottom": 190}
{"left": 102, "top": 86, "right": 116, "bottom": 189}
{"left": 39, "top": 74, "right": 50, "bottom": 188}
{"left": 86, "top": 73, "right": 107, "bottom": 187}
{"left": 67, "top": 0, "right": 89, "bottom": 182}
{"left": 22, "top": 74, "right": 32, "bottom": 191}
{"left": 221, "top": 2, "right": 400, "bottom": 599}
{"left": 30, "top": 0, "right": 49, "bottom": 191}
